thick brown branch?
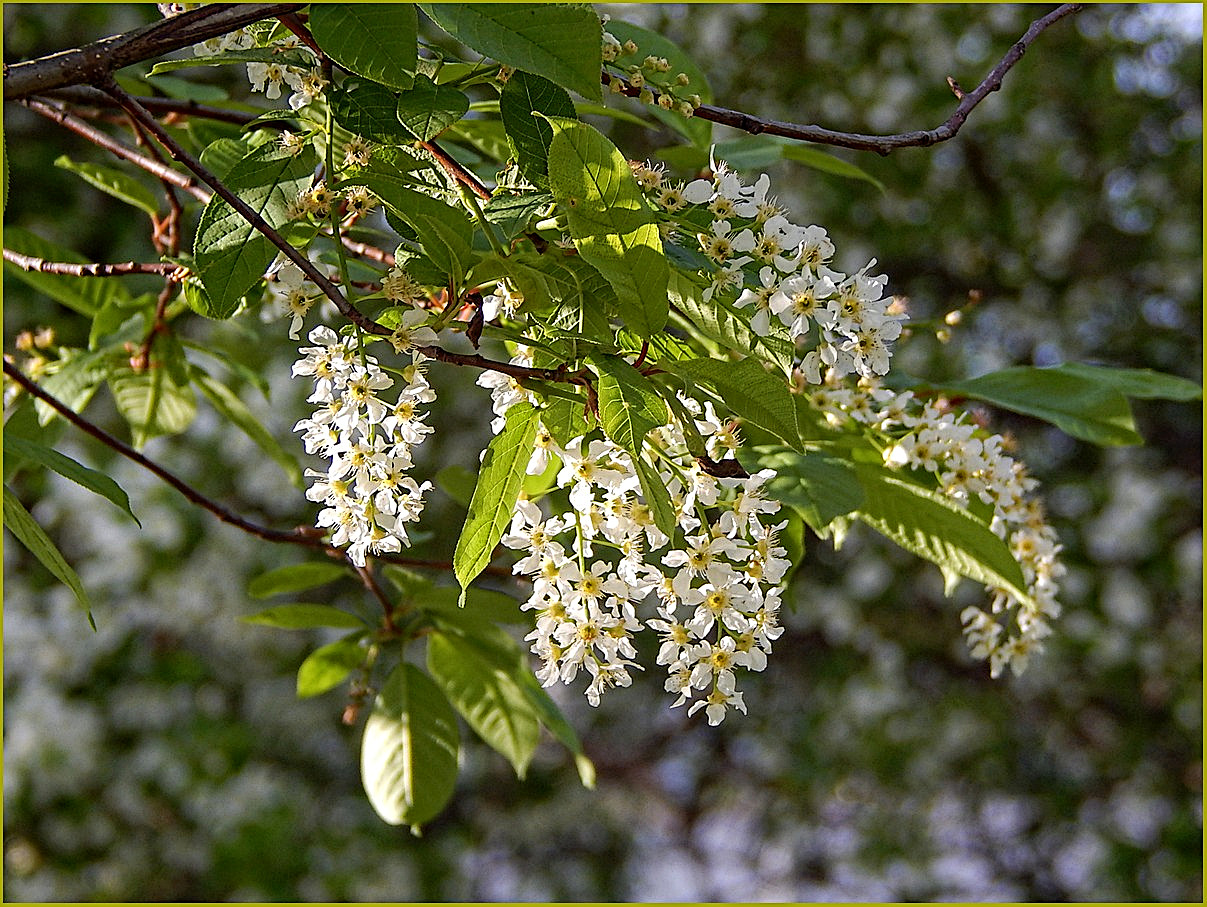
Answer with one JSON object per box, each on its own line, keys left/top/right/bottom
{"left": 4, "top": 4, "right": 304, "bottom": 101}
{"left": 607, "top": 3, "right": 1083, "bottom": 157}
{"left": 22, "top": 97, "right": 212, "bottom": 203}
{"left": 3, "top": 249, "right": 180, "bottom": 277}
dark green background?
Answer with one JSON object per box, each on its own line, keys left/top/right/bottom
{"left": 3, "top": 4, "right": 1201, "bottom": 899}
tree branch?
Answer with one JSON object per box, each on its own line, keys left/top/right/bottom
{"left": 3, "top": 3, "right": 304, "bottom": 101}
{"left": 22, "top": 96, "right": 212, "bottom": 203}
{"left": 2, "top": 359, "right": 515, "bottom": 576}
{"left": 607, "top": 3, "right": 1084, "bottom": 156}
{"left": 3, "top": 249, "right": 181, "bottom": 277}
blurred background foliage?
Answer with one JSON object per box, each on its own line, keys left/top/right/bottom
{"left": 3, "top": 3, "right": 1201, "bottom": 900}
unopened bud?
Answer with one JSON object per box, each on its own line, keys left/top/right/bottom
{"left": 676, "top": 72, "right": 691, "bottom": 86}
{"left": 935, "top": 329, "right": 952, "bottom": 344}
{"left": 638, "top": 89, "right": 655, "bottom": 106}
{"left": 622, "top": 39, "right": 638, "bottom": 55}
{"left": 944, "top": 310, "right": 963, "bottom": 326}
{"left": 657, "top": 92, "right": 674, "bottom": 110}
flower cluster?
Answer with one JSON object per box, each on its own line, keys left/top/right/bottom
{"left": 811, "top": 374, "right": 1064, "bottom": 677}
{"left": 601, "top": 21, "right": 701, "bottom": 117}
{"left": 481, "top": 358, "right": 788, "bottom": 725}
{"left": 631, "top": 159, "right": 908, "bottom": 384}
{"left": 291, "top": 326, "right": 436, "bottom": 567}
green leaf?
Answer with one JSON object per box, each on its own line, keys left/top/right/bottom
{"left": 344, "top": 179, "right": 474, "bottom": 283}
{"left": 249, "top": 561, "right": 350, "bottom": 598}
{"left": 435, "top": 464, "right": 477, "bottom": 508}
{"left": 453, "top": 402, "right": 540, "bottom": 600}
{"left": 330, "top": 79, "right": 413, "bottom": 144}
{"left": 851, "top": 463, "right": 1034, "bottom": 608}
{"left": 193, "top": 143, "right": 317, "bottom": 318}
{"left": 199, "top": 135, "right": 257, "bottom": 180}
{"left": 108, "top": 358, "right": 197, "bottom": 448}
{"left": 511, "top": 668, "right": 595, "bottom": 788}
{"left": 544, "top": 117, "right": 668, "bottom": 336}
{"left": 588, "top": 354, "right": 669, "bottom": 457}
{"left": 780, "top": 144, "right": 886, "bottom": 192}
{"left": 4, "top": 486, "right": 94, "bottom": 626}
{"left": 361, "top": 663, "right": 460, "bottom": 828}
{"left": 422, "top": 4, "right": 603, "bottom": 101}
{"left": 394, "top": 73, "right": 469, "bottom": 141}
{"left": 242, "top": 603, "right": 366, "bottom": 630}
{"left": 1055, "top": 362, "right": 1202, "bottom": 401}
{"left": 4, "top": 226, "right": 129, "bottom": 317}
{"left": 668, "top": 357, "right": 803, "bottom": 450}
{"left": 482, "top": 190, "right": 553, "bottom": 240}
{"left": 142, "top": 73, "right": 230, "bottom": 102}
{"left": 934, "top": 364, "right": 1145, "bottom": 447}
{"left": 33, "top": 347, "right": 114, "bottom": 426}
{"left": 636, "top": 457, "right": 677, "bottom": 538}
{"left": 540, "top": 396, "right": 589, "bottom": 449}
{"left": 53, "top": 155, "right": 160, "bottom": 216}
{"left": 420, "top": 586, "right": 527, "bottom": 624}
{"left": 3, "top": 434, "right": 140, "bottom": 526}
{"left": 745, "top": 445, "right": 863, "bottom": 535}
{"left": 310, "top": 4, "right": 418, "bottom": 90}
{"left": 191, "top": 367, "right": 303, "bottom": 488}
{"left": 296, "top": 634, "right": 365, "bottom": 698}
{"left": 427, "top": 630, "right": 541, "bottom": 778}
{"left": 603, "top": 20, "right": 714, "bottom": 148}
{"left": 668, "top": 270, "right": 795, "bottom": 375}
{"left": 500, "top": 70, "right": 577, "bottom": 186}
{"left": 148, "top": 47, "right": 316, "bottom": 75}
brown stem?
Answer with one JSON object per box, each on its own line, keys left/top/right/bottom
{"left": 40, "top": 85, "right": 299, "bottom": 129}
{"left": 3, "top": 3, "right": 305, "bottom": 100}
{"left": 22, "top": 97, "right": 212, "bottom": 203}
{"left": 419, "top": 140, "right": 492, "bottom": 200}
{"left": 2, "top": 249, "right": 181, "bottom": 277}
{"left": 606, "top": 3, "right": 1084, "bottom": 157}
{"left": 100, "top": 78, "right": 389, "bottom": 336}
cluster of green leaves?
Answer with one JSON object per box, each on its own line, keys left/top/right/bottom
{"left": 3, "top": 2, "right": 1200, "bottom": 832}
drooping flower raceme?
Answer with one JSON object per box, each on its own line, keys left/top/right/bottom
{"left": 291, "top": 326, "right": 435, "bottom": 567}
{"left": 484, "top": 362, "right": 788, "bottom": 725}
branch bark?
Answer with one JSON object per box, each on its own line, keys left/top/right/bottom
{"left": 4, "top": 3, "right": 304, "bottom": 100}
{"left": 3, "top": 249, "right": 181, "bottom": 277}
{"left": 606, "top": 3, "right": 1084, "bottom": 156}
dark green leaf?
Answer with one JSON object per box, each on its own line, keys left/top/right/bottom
{"left": 422, "top": 4, "right": 603, "bottom": 101}
{"left": 395, "top": 73, "right": 469, "bottom": 141}
{"left": 53, "top": 155, "right": 160, "bottom": 216}
{"left": 512, "top": 668, "right": 595, "bottom": 788}
{"left": 668, "top": 357, "right": 803, "bottom": 450}
{"left": 1056, "top": 362, "right": 1201, "bottom": 401}
{"left": 242, "top": 603, "right": 366, "bottom": 630}
{"left": 636, "top": 457, "right": 677, "bottom": 538}
{"left": 192, "top": 367, "right": 303, "bottom": 488}
{"left": 329, "top": 79, "right": 414, "bottom": 145}
{"left": 310, "top": 4, "right": 418, "bottom": 90}
{"left": 427, "top": 630, "right": 541, "bottom": 777}
{"left": 852, "top": 463, "right": 1034, "bottom": 608}
{"left": 193, "top": 143, "right": 317, "bottom": 318}
{"left": 249, "top": 561, "right": 350, "bottom": 598}
{"left": 4, "top": 226, "right": 129, "bottom": 317}
{"left": 482, "top": 190, "right": 553, "bottom": 240}
{"left": 361, "top": 664, "right": 459, "bottom": 828}
{"left": 3, "top": 486, "right": 93, "bottom": 627}
{"left": 3, "top": 434, "right": 140, "bottom": 526}
{"left": 500, "top": 70, "right": 577, "bottom": 185}
{"left": 744, "top": 445, "right": 863, "bottom": 535}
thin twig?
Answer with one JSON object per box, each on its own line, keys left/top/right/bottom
{"left": 22, "top": 97, "right": 212, "bottom": 202}
{"left": 3, "top": 249, "right": 181, "bottom": 277}
{"left": 355, "top": 564, "right": 399, "bottom": 634}
{"left": 607, "top": 3, "right": 1084, "bottom": 157}
{"left": 40, "top": 85, "right": 299, "bottom": 128}
{"left": 419, "top": 140, "right": 492, "bottom": 200}
{"left": 2, "top": 360, "right": 516, "bottom": 576}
